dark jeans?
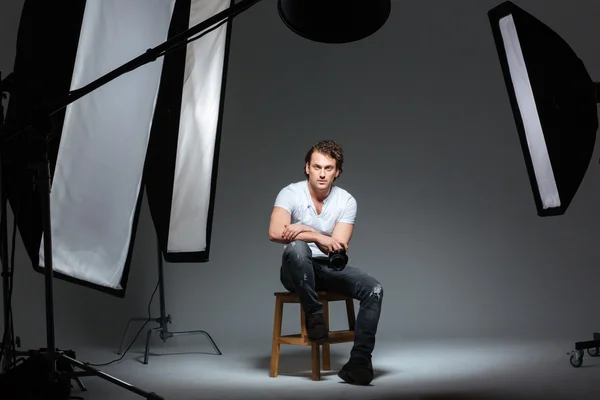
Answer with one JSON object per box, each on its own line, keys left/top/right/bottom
{"left": 280, "top": 240, "right": 383, "bottom": 360}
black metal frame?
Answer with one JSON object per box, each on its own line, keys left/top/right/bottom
{"left": 117, "top": 235, "right": 222, "bottom": 365}
{"left": 0, "top": 71, "right": 12, "bottom": 371}
{"left": 0, "top": 1, "right": 262, "bottom": 398}
{"left": 568, "top": 333, "right": 600, "bottom": 368}
{"left": 0, "top": 71, "right": 27, "bottom": 375}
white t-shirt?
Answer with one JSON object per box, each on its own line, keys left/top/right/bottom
{"left": 274, "top": 180, "right": 357, "bottom": 258}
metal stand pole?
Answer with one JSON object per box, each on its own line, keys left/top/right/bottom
{"left": 0, "top": 72, "right": 29, "bottom": 375}
{"left": 0, "top": 73, "right": 162, "bottom": 399}
{"left": 0, "top": 71, "right": 17, "bottom": 373}
{"left": 0, "top": 71, "right": 11, "bottom": 371}
{"left": 26, "top": 117, "right": 163, "bottom": 399}
{"left": 117, "top": 234, "right": 222, "bottom": 364}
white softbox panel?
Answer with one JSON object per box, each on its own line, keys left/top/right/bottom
{"left": 145, "top": 0, "right": 233, "bottom": 263}
{"left": 6, "top": 0, "right": 234, "bottom": 296}
{"left": 38, "top": 0, "right": 176, "bottom": 290}
{"left": 168, "top": 1, "right": 231, "bottom": 253}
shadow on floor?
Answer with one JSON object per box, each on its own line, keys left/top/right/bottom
{"left": 249, "top": 348, "right": 395, "bottom": 382}
{"left": 131, "top": 350, "right": 222, "bottom": 364}
{"left": 370, "top": 391, "right": 550, "bottom": 400}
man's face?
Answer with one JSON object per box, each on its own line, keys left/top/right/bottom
{"left": 305, "top": 151, "right": 339, "bottom": 191}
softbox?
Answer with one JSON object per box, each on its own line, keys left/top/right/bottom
{"left": 4, "top": 0, "right": 233, "bottom": 297}
{"left": 488, "top": 1, "right": 598, "bottom": 216}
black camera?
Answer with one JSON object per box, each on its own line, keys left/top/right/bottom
{"left": 328, "top": 249, "right": 348, "bottom": 271}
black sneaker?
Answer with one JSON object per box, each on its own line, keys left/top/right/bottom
{"left": 337, "top": 356, "right": 374, "bottom": 385}
{"left": 306, "top": 313, "right": 328, "bottom": 341}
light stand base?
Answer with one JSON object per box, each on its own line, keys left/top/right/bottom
{"left": 0, "top": 347, "right": 164, "bottom": 399}
{"left": 64, "top": 353, "right": 163, "bottom": 399}
{"left": 567, "top": 332, "right": 600, "bottom": 368}
{"left": 0, "top": 336, "right": 22, "bottom": 372}
{"left": 117, "top": 315, "right": 222, "bottom": 365}
{"left": 117, "top": 234, "right": 222, "bottom": 364}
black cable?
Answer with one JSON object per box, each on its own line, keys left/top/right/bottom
{"left": 83, "top": 278, "right": 160, "bottom": 367}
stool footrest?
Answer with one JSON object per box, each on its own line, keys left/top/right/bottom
{"left": 277, "top": 330, "right": 355, "bottom": 346}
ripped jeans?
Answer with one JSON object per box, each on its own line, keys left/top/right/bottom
{"left": 280, "top": 240, "right": 383, "bottom": 360}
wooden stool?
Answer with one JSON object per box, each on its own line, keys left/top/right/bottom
{"left": 269, "top": 291, "right": 356, "bottom": 381}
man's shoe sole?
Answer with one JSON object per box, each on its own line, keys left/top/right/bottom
{"left": 337, "top": 369, "right": 373, "bottom": 386}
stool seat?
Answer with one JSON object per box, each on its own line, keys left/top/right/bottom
{"left": 269, "top": 290, "right": 356, "bottom": 381}
{"left": 273, "top": 291, "right": 354, "bottom": 302}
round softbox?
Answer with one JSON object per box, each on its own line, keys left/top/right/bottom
{"left": 277, "top": 0, "right": 391, "bottom": 44}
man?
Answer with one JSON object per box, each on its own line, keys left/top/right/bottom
{"left": 268, "top": 140, "right": 383, "bottom": 386}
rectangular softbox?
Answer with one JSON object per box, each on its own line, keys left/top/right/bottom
{"left": 3, "top": 0, "right": 233, "bottom": 297}
{"left": 145, "top": 0, "right": 233, "bottom": 263}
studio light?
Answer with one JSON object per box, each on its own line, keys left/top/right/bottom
{"left": 1, "top": 0, "right": 391, "bottom": 398}
{"left": 488, "top": 0, "right": 600, "bottom": 369}
{"left": 488, "top": 1, "right": 599, "bottom": 217}
{"left": 277, "top": 0, "right": 392, "bottom": 44}
{"left": 5, "top": 0, "right": 229, "bottom": 297}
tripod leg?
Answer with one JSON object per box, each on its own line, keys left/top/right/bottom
{"left": 62, "top": 354, "right": 164, "bottom": 400}
{"left": 66, "top": 362, "right": 87, "bottom": 391}
{"left": 143, "top": 327, "right": 162, "bottom": 365}
{"left": 170, "top": 330, "right": 222, "bottom": 355}
{"left": 56, "top": 349, "right": 87, "bottom": 391}
{"left": 117, "top": 317, "right": 152, "bottom": 354}
{"left": 73, "top": 375, "right": 87, "bottom": 392}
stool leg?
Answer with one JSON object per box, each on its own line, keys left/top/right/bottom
{"left": 270, "top": 297, "right": 284, "bottom": 378}
{"left": 300, "top": 307, "right": 307, "bottom": 339}
{"left": 345, "top": 298, "right": 356, "bottom": 331}
{"left": 322, "top": 301, "right": 331, "bottom": 371}
{"left": 311, "top": 343, "right": 321, "bottom": 381}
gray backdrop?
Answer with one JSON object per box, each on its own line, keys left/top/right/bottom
{"left": 1, "top": 0, "right": 600, "bottom": 354}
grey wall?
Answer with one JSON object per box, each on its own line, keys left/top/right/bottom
{"left": 2, "top": 0, "right": 600, "bottom": 354}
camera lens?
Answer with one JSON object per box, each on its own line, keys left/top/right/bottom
{"left": 328, "top": 249, "right": 348, "bottom": 270}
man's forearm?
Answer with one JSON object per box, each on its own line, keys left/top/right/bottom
{"left": 292, "top": 230, "right": 323, "bottom": 243}
{"left": 271, "top": 229, "right": 324, "bottom": 245}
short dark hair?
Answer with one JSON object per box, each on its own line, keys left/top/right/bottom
{"left": 304, "top": 140, "right": 344, "bottom": 179}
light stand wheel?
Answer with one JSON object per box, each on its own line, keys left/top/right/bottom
{"left": 569, "top": 350, "right": 584, "bottom": 368}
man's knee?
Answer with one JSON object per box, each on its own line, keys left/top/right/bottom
{"left": 370, "top": 281, "right": 383, "bottom": 302}
{"left": 358, "top": 276, "right": 383, "bottom": 302}
{"left": 282, "top": 240, "right": 312, "bottom": 261}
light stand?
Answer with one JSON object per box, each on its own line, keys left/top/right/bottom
{"left": 0, "top": 71, "right": 21, "bottom": 373}
{"left": 1, "top": 71, "right": 88, "bottom": 397}
{"left": 487, "top": 1, "right": 600, "bottom": 369}
{"left": 117, "top": 234, "right": 222, "bottom": 365}
{"left": 0, "top": 72, "right": 11, "bottom": 364}
{"left": 0, "top": 1, "right": 264, "bottom": 398}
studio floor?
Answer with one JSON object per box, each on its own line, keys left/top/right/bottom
{"left": 29, "top": 336, "right": 600, "bottom": 400}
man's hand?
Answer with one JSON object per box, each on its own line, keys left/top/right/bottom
{"left": 316, "top": 236, "right": 347, "bottom": 254}
{"left": 282, "top": 224, "right": 315, "bottom": 241}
